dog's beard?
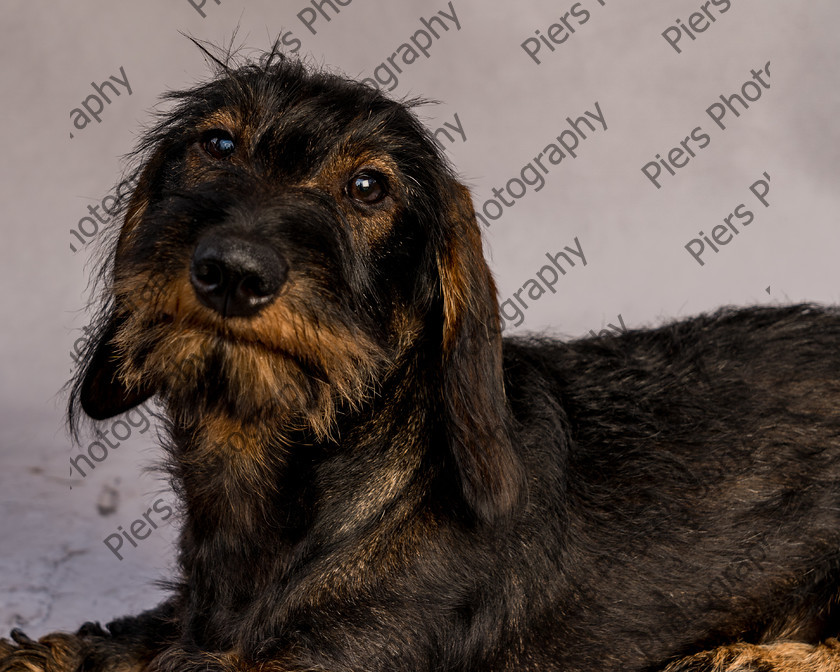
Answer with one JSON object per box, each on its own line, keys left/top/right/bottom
{"left": 109, "top": 274, "right": 389, "bottom": 440}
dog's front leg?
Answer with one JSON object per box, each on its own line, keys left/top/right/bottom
{"left": 0, "top": 601, "right": 179, "bottom": 672}
{"left": 663, "top": 639, "right": 840, "bottom": 672}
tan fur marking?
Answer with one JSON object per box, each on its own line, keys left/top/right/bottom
{"left": 110, "top": 269, "right": 388, "bottom": 439}
{"left": 0, "top": 632, "right": 148, "bottom": 672}
{"left": 667, "top": 639, "right": 840, "bottom": 672}
{"left": 302, "top": 149, "right": 402, "bottom": 247}
{"left": 198, "top": 109, "right": 241, "bottom": 133}
{"left": 436, "top": 182, "right": 494, "bottom": 353}
{"left": 195, "top": 415, "right": 269, "bottom": 461}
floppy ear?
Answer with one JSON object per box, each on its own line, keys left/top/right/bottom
{"left": 75, "top": 314, "right": 156, "bottom": 421}
{"left": 437, "top": 181, "right": 526, "bottom": 525}
{"left": 70, "top": 167, "right": 160, "bottom": 427}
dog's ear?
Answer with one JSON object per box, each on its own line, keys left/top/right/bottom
{"left": 437, "top": 181, "right": 526, "bottom": 525}
{"left": 75, "top": 314, "right": 156, "bottom": 421}
{"left": 70, "top": 169, "right": 159, "bottom": 428}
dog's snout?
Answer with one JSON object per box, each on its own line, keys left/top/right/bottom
{"left": 190, "top": 235, "right": 288, "bottom": 318}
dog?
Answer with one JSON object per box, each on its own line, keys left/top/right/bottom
{"left": 2, "top": 47, "right": 840, "bottom": 672}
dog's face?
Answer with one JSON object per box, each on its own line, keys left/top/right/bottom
{"left": 73, "top": 55, "right": 523, "bottom": 522}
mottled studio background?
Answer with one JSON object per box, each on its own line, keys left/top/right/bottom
{"left": 1, "top": 0, "right": 838, "bottom": 632}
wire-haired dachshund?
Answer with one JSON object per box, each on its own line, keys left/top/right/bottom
{"left": 2, "top": 47, "right": 839, "bottom": 672}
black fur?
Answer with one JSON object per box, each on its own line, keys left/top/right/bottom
{"left": 2, "top": 48, "right": 839, "bottom": 672}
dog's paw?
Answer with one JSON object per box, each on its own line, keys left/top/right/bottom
{"left": 0, "top": 628, "right": 88, "bottom": 672}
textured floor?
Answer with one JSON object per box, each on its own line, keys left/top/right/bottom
{"left": 0, "top": 412, "right": 176, "bottom": 636}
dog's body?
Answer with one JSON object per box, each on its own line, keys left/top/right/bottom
{"left": 2, "top": 51, "right": 840, "bottom": 672}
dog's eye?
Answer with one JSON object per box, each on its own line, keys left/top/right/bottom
{"left": 202, "top": 131, "right": 236, "bottom": 160}
{"left": 347, "top": 172, "right": 387, "bottom": 204}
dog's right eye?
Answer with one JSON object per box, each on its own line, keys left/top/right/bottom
{"left": 202, "top": 131, "right": 236, "bottom": 160}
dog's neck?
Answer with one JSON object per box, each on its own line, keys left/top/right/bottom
{"left": 164, "top": 350, "right": 446, "bottom": 645}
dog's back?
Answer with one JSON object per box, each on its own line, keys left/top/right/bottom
{"left": 498, "top": 304, "right": 840, "bottom": 669}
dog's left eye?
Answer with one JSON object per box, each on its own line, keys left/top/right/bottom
{"left": 347, "top": 172, "right": 387, "bottom": 204}
{"left": 202, "top": 131, "right": 236, "bottom": 160}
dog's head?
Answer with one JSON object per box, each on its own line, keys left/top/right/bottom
{"left": 70, "top": 51, "right": 524, "bottom": 523}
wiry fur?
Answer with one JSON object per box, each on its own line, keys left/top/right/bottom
{"left": 2, "top": 46, "right": 840, "bottom": 672}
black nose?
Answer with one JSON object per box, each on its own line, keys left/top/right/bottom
{"left": 190, "top": 235, "right": 288, "bottom": 318}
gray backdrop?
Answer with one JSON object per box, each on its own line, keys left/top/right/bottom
{"left": 1, "top": 0, "right": 838, "bottom": 632}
